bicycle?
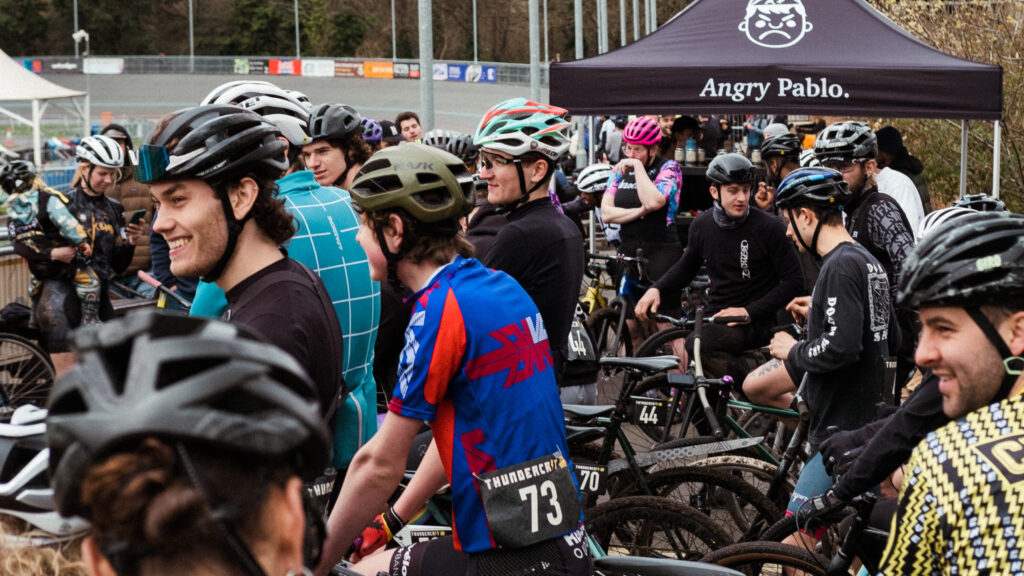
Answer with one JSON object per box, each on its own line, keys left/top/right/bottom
{"left": 564, "top": 352, "right": 782, "bottom": 546}
{"left": 701, "top": 493, "right": 887, "bottom": 576}
{"left": 580, "top": 251, "right": 618, "bottom": 316}
{"left": 0, "top": 333, "right": 55, "bottom": 418}
{"left": 585, "top": 250, "right": 650, "bottom": 361}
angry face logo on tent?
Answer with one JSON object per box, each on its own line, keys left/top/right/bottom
{"left": 738, "top": 0, "right": 813, "bottom": 49}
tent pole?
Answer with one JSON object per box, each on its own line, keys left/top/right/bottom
{"left": 992, "top": 120, "right": 1001, "bottom": 199}
{"left": 959, "top": 120, "right": 968, "bottom": 199}
{"left": 620, "top": 0, "right": 626, "bottom": 46}
{"left": 589, "top": 116, "right": 596, "bottom": 165}
{"left": 32, "top": 100, "right": 42, "bottom": 168}
{"left": 633, "top": 0, "right": 639, "bottom": 41}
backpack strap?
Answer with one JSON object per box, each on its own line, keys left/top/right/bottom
{"left": 230, "top": 263, "right": 347, "bottom": 424}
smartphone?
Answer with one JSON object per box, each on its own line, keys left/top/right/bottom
{"left": 128, "top": 209, "right": 147, "bottom": 225}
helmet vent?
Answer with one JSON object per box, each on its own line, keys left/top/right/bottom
{"left": 155, "top": 357, "right": 221, "bottom": 391}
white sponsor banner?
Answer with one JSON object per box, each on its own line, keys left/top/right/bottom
{"left": 432, "top": 63, "right": 448, "bottom": 81}
{"left": 83, "top": 57, "right": 125, "bottom": 75}
{"left": 302, "top": 59, "right": 335, "bottom": 77}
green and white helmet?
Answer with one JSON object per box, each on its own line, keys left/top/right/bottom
{"left": 473, "top": 98, "right": 571, "bottom": 161}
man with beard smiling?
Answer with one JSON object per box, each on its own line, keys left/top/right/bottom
{"left": 878, "top": 211, "right": 1024, "bottom": 575}
{"left": 635, "top": 153, "right": 803, "bottom": 369}
{"left": 142, "top": 105, "right": 345, "bottom": 425}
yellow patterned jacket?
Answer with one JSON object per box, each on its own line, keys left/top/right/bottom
{"left": 879, "top": 393, "right": 1024, "bottom": 575}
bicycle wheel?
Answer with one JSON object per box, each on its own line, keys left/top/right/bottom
{"left": 699, "top": 541, "right": 828, "bottom": 575}
{"left": 585, "top": 495, "right": 730, "bottom": 560}
{"left": 589, "top": 305, "right": 633, "bottom": 359}
{"left": 635, "top": 327, "right": 691, "bottom": 358}
{"left": 0, "top": 333, "right": 56, "bottom": 416}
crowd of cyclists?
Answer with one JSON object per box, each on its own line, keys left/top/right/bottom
{"left": 0, "top": 83, "right": 1020, "bottom": 576}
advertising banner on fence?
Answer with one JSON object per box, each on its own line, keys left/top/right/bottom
{"left": 334, "top": 62, "right": 363, "bottom": 78}
{"left": 269, "top": 59, "right": 301, "bottom": 75}
{"left": 16, "top": 59, "right": 44, "bottom": 73}
{"left": 469, "top": 65, "right": 497, "bottom": 83}
{"left": 233, "top": 59, "right": 250, "bottom": 74}
{"left": 432, "top": 63, "right": 448, "bottom": 81}
{"left": 393, "top": 63, "right": 420, "bottom": 79}
{"left": 46, "top": 60, "right": 80, "bottom": 74}
{"left": 363, "top": 61, "right": 394, "bottom": 79}
{"left": 447, "top": 64, "right": 468, "bottom": 82}
{"left": 83, "top": 58, "right": 125, "bottom": 75}
{"left": 247, "top": 59, "right": 269, "bottom": 74}
{"left": 302, "top": 59, "right": 335, "bottom": 77}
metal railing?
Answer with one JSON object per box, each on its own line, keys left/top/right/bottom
{"left": 23, "top": 55, "right": 551, "bottom": 87}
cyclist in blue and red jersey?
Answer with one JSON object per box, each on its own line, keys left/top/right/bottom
{"left": 601, "top": 116, "right": 685, "bottom": 324}
{"left": 316, "top": 144, "right": 587, "bottom": 576}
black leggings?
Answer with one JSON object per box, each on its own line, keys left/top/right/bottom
{"left": 389, "top": 526, "right": 591, "bottom": 576}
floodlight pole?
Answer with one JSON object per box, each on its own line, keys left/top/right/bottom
{"left": 294, "top": 0, "right": 300, "bottom": 58}
{"left": 189, "top": 0, "right": 195, "bottom": 72}
{"left": 419, "top": 0, "right": 434, "bottom": 132}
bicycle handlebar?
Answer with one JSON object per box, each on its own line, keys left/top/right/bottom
{"left": 586, "top": 251, "right": 648, "bottom": 265}
{"left": 649, "top": 312, "right": 751, "bottom": 328}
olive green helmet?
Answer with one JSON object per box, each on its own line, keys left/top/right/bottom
{"left": 350, "top": 143, "right": 475, "bottom": 226}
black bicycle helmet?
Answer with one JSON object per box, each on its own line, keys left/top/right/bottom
{"left": 775, "top": 167, "right": 852, "bottom": 210}
{"left": 0, "top": 160, "right": 36, "bottom": 194}
{"left": 897, "top": 211, "right": 1024, "bottom": 310}
{"left": 760, "top": 133, "right": 802, "bottom": 161}
{"left": 139, "top": 105, "right": 288, "bottom": 183}
{"left": 0, "top": 405, "right": 90, "bottom": 541}
{"left": 706, "top": 153, "right": 755, "bottom": 186}
{"left": 953, "top": 193, "right": 1007, "bottom": 212}
{"left": 307, "top": 103, "right": 362, "bottom": 142}
{"left": 814, "top": 121, "right": 877, "bottom": 164}
{"left": 446, "top": 133, "right": 480, "bottom": 164}
{"left": 350, "top": 143, "right": 474, "bottom": 226}
{"left": 898, "top": 212, "right": 1024, "bottom": 404}
{"left": 47, "top": 310, "right": 330, "bottom": 520}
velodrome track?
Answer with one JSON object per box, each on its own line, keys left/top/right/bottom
{"left": 22, "top": 73, "right": 547, "bottom": 135}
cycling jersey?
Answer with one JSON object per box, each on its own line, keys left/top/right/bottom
{"left": 188, "top": 170, "right": 381, "bottom": 470}
{"left": 483, "top": 198, "right": 584, "bottom": 383}
{"left": 606, "top": 156, "right": 682, "bottom": 248}
{"left": 276, "top": 170, "right": 380, "bottom": 469}
{"left": 390, "top": 255, "right": 577, "bottom": 553}
{"left": 843, "top": 186, "right": 914, "bottom": 314}
{"left": 878, "top": 393, "right": 1024, "bottom": 576}
{"left": 65, "top": 187, "right": 134, "bottom": 281}
{"left": 787, "top": 241, "right": 890, "bottom": 450}
{"left": 8, "top": 188, "right": 88, "bottom": 279}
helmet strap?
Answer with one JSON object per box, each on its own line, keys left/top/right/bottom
{"left": 497, "top": 157, "right": 551, "bottom": 214}
{"left": 965, "top": 307, "right": 1024, "bottom": 402}
{"left": 787, "top": 207, "right": 823, "bottom": 261}
{"left": 175, "top": 442, "right": 269, "bottom": 576}
{"left": 375, "top": 222, "right": 407, "bottom": 292}
{"left": 201, "top": 185, "right": 248, "bottom": 283}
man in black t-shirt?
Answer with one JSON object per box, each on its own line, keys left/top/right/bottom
{"left": 141, "top": 105, "right": 344, "bottom": 420}
{"left": 474, "top": 98, "right": 584, "bottom": 398}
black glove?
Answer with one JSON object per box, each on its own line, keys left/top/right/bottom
{"left": 795, "top": 490, "right": 846, "bottom": 527}
{"left": 819, "top": 429, "right": 863, "bottom": 477}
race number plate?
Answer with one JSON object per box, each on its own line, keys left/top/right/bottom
{"left": 573, "top": 462, "right": 608, "bottom": 496}
{"left": 628, "top": 396, "right": 669, "bottom": 427}
{"left": 476, "top": 452, "right": 581, "bottom": 548}
{"left": 394, "top": 525, "right": 454, "bottom": 547}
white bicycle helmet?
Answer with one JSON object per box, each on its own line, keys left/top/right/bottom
{"left": 576, "top": 163, "right": 614, "bottom": 194}
{"left": 799, "top": 148, "right": 820, "bottom": 168}
{"left": 76, "top": 135, "right": 125, "bottom": 168}
{"left": 201, "top": 80, "right": 312, "bottom": 148}
{"left": 0, "top": 405, "right": 89, "bottom": 543}
{"left": 473, "top": 98, "right": 571, "bottom": 162}
{"left": 422, "top": 128, "right": 456, "bottom": 151}
{"left": 916, "top": 206, "right": 976, "bottom": 242}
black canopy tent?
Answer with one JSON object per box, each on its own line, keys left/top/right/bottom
{"left": 550, "top": 0, "right": 1001, "bottom": 119}
{"left": 550, "top": 0, "right": 1004, "bottom": 195}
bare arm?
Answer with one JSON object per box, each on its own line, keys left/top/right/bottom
{"left": 315, "top": 412, "right": 424, "bottom": 575}
{"left": 600, "top": 189, "right": 646, "bottom": 224}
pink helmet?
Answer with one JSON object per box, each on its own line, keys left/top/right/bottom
{"left": 623, "top": 117, "right": 662, "bottom": 146}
